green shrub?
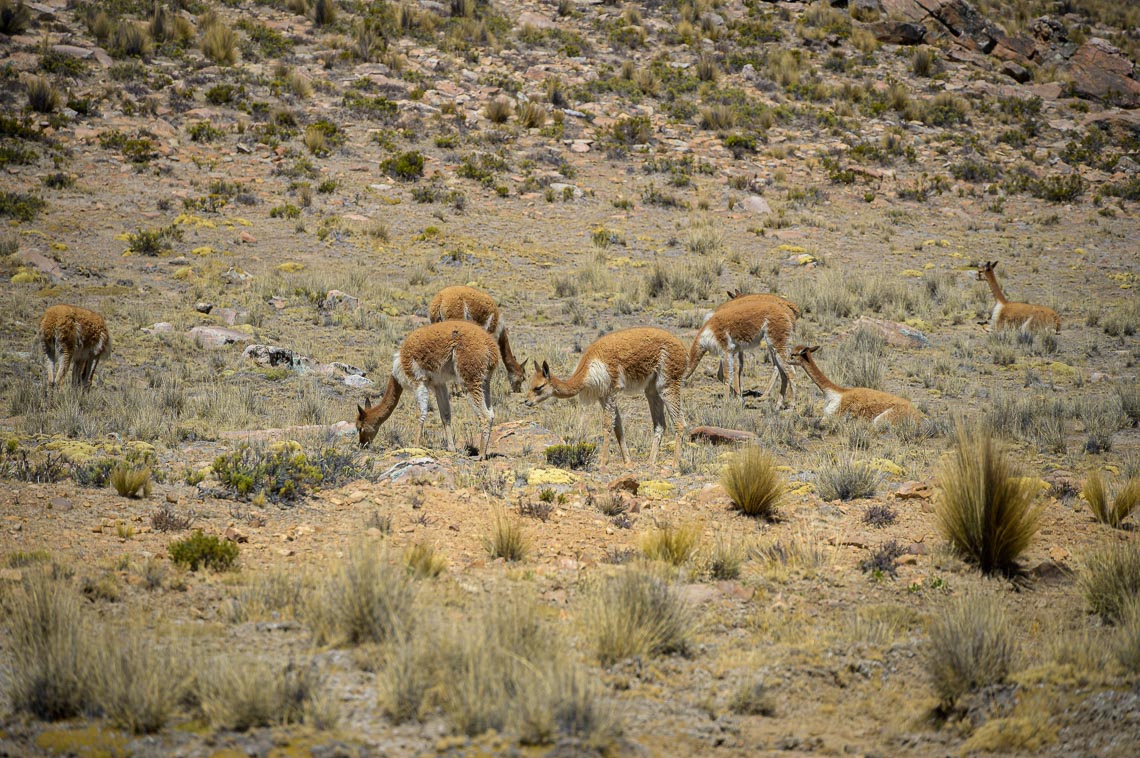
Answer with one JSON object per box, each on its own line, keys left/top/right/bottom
{"left": 1030, "top": 173, "right": 1085, "bottom": 203}
{"left": 585, "top": 567, "right": 692, "bottom": 665}
{"left": 0, "top": 191, "right": 46, "bottom": 221}
{"left": 721, "top": 446, "right": 783, "bottom": 519}
{"left": 1080, "top": 540, "right": 1140, "bottom": 624}
{"left": 928, "top": 593, "right": 1017, "bottom": 706}
{"left": 98, "top": 129, "right": 157, "bottom": 163}
{"left": 382, "top": 150, "right": 424, "bottom": 181}
{"left": 211, "top": 442, "right": 363, "bottom": 504}
{"left": 205, "top": 83, "right": 242, "bottom": 104}
{"left": 168, "top": 530, "right": 239, "bottom": 571}
{"left": 125, "top": 224, "right": 181, "bottom": 256}
{"left": 544, "top": 443, "right": 596, "bottom": 470}
{"left": 935, "top": 426, "right": 1041, "bottom": 575}
{"left": 187, "top": 121, "right": 224, "bottom": 142}
{"left": 0, "top": 0, "right": 32, "bottom": 36}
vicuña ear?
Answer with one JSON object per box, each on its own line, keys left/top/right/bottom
{"left": 357, "top": 404, "right": 367, "bottom": 418}
{"left": 809, "top": 345, "right": 821, "bottom": 353}
{"left": 990, "top": 260, "right": 999, "bottom": 269}
{"left": 541, "top": 360, "right": 551, "bottom": 378}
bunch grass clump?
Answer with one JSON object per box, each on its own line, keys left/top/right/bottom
{"left": 927, "top": 593, "right": 1017, "bottom": 706}
{"left": 816, "top": 454, "right": 879, "bottom": 502}
{"left": 5, "top": 571, "right": 91, "bottom": 720}
{"left": 721, "top": 446, "right": 783, "bottom": 519}
{"left": 1080, "top": 540, "right": 1140, "bottom": 624}
{"left": 110, "top": 462, "right": 151, "bottom": 498}
{"left": 935, "top": 425, "right": 1042, "bottom": 575}
{"left": 201, "top": 20, "right": 238, "bottom": 65}
{"left": 640, "top": 521, "right": 700, "bottom": 565}
{"left": 585, "top": 567, "right": 692, "bottom": 665}
{"left": 484, "top": 510, "right": 529, "bottom": 562}
{"left": 196, "top": 656, "right": 330, "bottom": 730}
{"left": 544, "top": 442, "right": 597, "bottom": 469}
{"left": 89, "top": 627, "right": 187, "bottom": 733}
{"left": 25, "top": 75, "right": 61, "bottom": 113}
{"left": 403, "top": 542, "right": 446, "bottom": 578}
{"left": 1083, "top": 470, "right": 1140, "bottom": 528}
{"left": 308, "top": 541, "right": 417, "bottom": 646}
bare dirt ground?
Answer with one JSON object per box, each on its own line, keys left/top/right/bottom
{"left": 0, "top": 0, "right": 1139, "bottom": 755}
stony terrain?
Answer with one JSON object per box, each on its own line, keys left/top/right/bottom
{"left": 0, "top": 0, "right": 1139, "bottom": 755}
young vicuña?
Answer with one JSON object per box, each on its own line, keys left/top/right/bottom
{"left": 428, "top": 285, "right": 526, "bottom": 392}
{"left": 356, "top": 320, "right": 499, "bottom": 458}
{"left": 790, "top": 345, "right": 921, "bottom": 427}
{"left": 524, "top": 327, "right": 687, "bottom": 469}
{"left": 39, "top": 304, "right": 111, "bottom": 391}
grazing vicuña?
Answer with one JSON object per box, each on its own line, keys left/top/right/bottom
{"left": 39, "top": 304, "right": 110, "bottom": 390}
{"left": 428, "top": 285, "right": 526, "bottom": 392}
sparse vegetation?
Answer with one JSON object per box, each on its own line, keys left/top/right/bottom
{"left": 721, "top": 446, "right": 783, "bottom": 519}
{"left": 1080, "top": 541, "right": 1140, "bottom": 624}
{"left": 585, "top": 567, "right": 692, "bottom": 665}
{"left": 928, "top": 593, "right": 1017, "bottom": 707}
{"left": 1083, "top": 471, "right": 1139, "bottom": 528}
{"left": 168, "top": 531, "right": 239, "bottom": 572}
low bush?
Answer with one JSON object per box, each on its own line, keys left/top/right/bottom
{"left": 816, "top": 455, "right": 878, "bottom": 501}
{"left": 721, "top": 446, "right": 783, "bottom": 519}
{"left": 168, "top": 530, "right": 239, "bottom": 572}
{"left": 544, "top": 442, "right": 596, "bottom": 470}
{"left": 928, "top": 593, "right": 1017, "bottom": 707}
{"left": 211, "top": 441, "right": 364, "bottom": 504}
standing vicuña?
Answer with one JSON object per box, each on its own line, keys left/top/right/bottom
{"left": 356, "top": 321, "right": 499, "bottom": 458}
{"left": 428, "top": 285, "right": 526, "bottom": 392}
{"left": 685, "top": 294, "right": 798, "bottom": 408}
{"left": 39, "top": 304, "right": 110, "bottom": 390}
{"left": 790, "top": 345, "right": 921, "bottom": 427}
{"left": 524, "top": 327, "right": 687, "bottom": 468}
{"left": 976, "top": 261, "right": 1060, "bottom": 333}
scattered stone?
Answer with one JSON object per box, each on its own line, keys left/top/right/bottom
{"left": 1028, "top": 559, "right": 1073, "bottom": 583}
{"left": 238, "top": 231, "right": 257, "bottom": 244}
{"left": 740, "top": 195, "right": 773, "bottom": 215}
{"left": 142, "top": 322, "right": 173, "bottom": 335}
{"left": 188, "top": 326, "right": 253, "bottom": 347}
{"left": 868, "top": 20, "right": 926, "bottom": 45}
{"left": 609, "top": 475, "right": 639, "bottom": 494}
{"left": 548, "top": 182, "right": 582, "bottom": 199}
{"left": 213, "top": 307, "right": 248, "bottom": 326}
{"left": 689, "top": 426, "right": 758, "bottom": 445}
{"left": 379, "top": 457, "right": 452, "bottom": 485}
{"left": 224, "top": 526, "right": 248, "bottom": 543}
{"left": 49, "top": 497, "right": 72, "bottom": 511}
{"left": 195, "top": 302, "right": 213, "bottom": 314}
{"left": 896, "top": 481, "right": 933, "bottom": 500}
{"left": 849, "top": 316, "right": 931, "bottom": 349}
{"left": 243, "top": 344, "right": 313, "bottom": 370}
{"left": 1049, "top": 546, "right": 1070, "bottom": 563}
{"left": 320, "top": 289, "right": 359, "bottom": 312}
{"left": 489, "top": 420, "right": 562, "bottom": 457}
{"left": 1001, "top": 61, "right": 1031, "bottom": 83}
{"left": 19, "top": 250, "right": 64, "bottom": 281}
{"left": 220, "top": 267, "right": 253, "bottom": 285}
{"left": 166, "top": 493, "right": 178, "bottom": 504}
{"left": 267, "top": 296, "right": 287, "bottom": 310}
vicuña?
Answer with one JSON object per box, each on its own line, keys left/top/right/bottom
{"left": 39, "top": 304, "right": 110, "bottom": 391}
{"left": 790, "top": 345, "right": 921, "bottom": 427}
{"left": 976, "top": 260, "right": 1060, "bottom": 333}
{"left": 428, "top": 285, "right": 526, "bottom": 392}
{"left": 356, "top": 321, "right": 499, "bottom": 458}
{"left": 525, "top": 327, "right": 687, "bottom": 468}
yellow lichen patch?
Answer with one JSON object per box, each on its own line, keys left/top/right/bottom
{"left": 173, "top": 213, "right": 216, "bottom": 229}
{"left": 269, "top": 440, "right": 303, "bottom": 454}
{"left": 51, "top": 242, "right": 68, "bottom": 251}
{"left": 35, "top": 725, "right": 130, "bottom": 757}
{"left": 639, "top": 480, "right": 676, "bottom": 500}
{"left": 1028, "top": 360, "right": 1077, "bottom": 379}
{"left": 231, "top": 217, "right": 252, "bottom": 227}
{"left": 191, "top": 246, "right": 214, "bottom": 256}
{"left": 922, "top": 262, "right": 934, "bottom": 269}
{"left": 900, "top": 269, "right": 924, "bottom": 278}
{"left": 124, "top": 440, "right": 156, "bottom": 463}
{"left": 391, "top": 447, "right": 433, "bottom": 457}
{"left": 904, "top": 317, "right": 933, "bottom": 332}
{"left": 1108, "top": 272, "right": 1135, "bottom": 289}
{"left": 43, "top": 440, "right": 100, "bottom": 463}
{"left": 796, "top": 253, "right": 817, "bottom": 266}
{"left": 786, "top": 482, "right": 815, "bottom": 496}
{"left": 277, "top": 262, "right": 305, "bottom": 273}
{"left": 1074, "top": 247, "right": 1086, "bottom": 256}
{"left": 10, "top": 268, "right": 42, "bottom": 284}
{"left": 869, "top": 458, "right": 905, "bottom": 478}
{"left": 113, "top": 232, "right": 131, "bottom": 241}
{"left": 527, "top": 467, "right": 577, "bottom": 485}
{"left": 172, "top": 266, "right": 193, "bottom": 280}
{"left": 775, "top": 244, "right": 806, "bottom": 253}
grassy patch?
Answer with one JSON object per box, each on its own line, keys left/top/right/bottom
{"left": 928, "top": 593, "right": 1017, "bottom": 707}
{"left": 168, "top": 531, "right": 238, "bottom": 572}
{"left": 585, "top": 567, "right": 692, "bottom": 665}
{"left": 721, "top": 446, "right": 783, "bottom": 519}
{"left": 1080, "top": 540, "right": 1140, "bottom": 624}
{"left": 308, "top": 541, "right": 417, "bottom": 646}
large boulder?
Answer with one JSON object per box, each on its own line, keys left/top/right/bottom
{"left": 243, "top": 344, "right": 313, "bottom": 370}
{"left": 1066, "top": 39, "right": 1140, "bottom": 108}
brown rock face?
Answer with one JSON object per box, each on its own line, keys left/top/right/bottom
{"left": 1067, "top": 39, "right": 1140, "bottom": 108}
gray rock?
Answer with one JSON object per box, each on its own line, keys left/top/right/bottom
{"left": 188, "top": 326, "right": 253, "bottom": 347}
{"left": 1001, "top": 60, "right": 1032, "bottom": 83}
{"left": 740, "top": 195, "right": 773, "bottom": 215}
{"left": 849, "top": 316, "right": 931, "bottom": 349}
{"left": 320, "top": 289, "right": 359, "bottom": 312}
{"left": 242, "top": 344, "right": 313, "bottom": 370}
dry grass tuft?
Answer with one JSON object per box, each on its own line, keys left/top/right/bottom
{"left": 308, "top": 541, "right": 417, "bottom": 646}
{"left": 935, "top": 425, "right": 1042, "bottom": 575}
{"left": 197, "top": 656, "right": 331, "bottom": 730}
{"left": 1083, "top": 470, "right": 1140, "bottom": 528}
{"left": 403, "top": 542, "right": 447, "bottom": 578}
{"left": 1115, "top": 597, "right": 1140, "bottom": 673}
{"left": 484, "top": 96, "right": 513, "bottom": 124}
{"left": 484, "top": 510, "right": 529, "bottom": 562}
{"left": 517, "top": 101, "right": 547, "bottom": 129}
{"left": 585, "top": 567, "right": 692, "bottom": 665}
{"left": 201, "top": 21, "right": 238, "bottom": 65}
{"left": 721, "top": 446, "right": 783, "bottom": 519}
{"left": 4, "top": 570, "right": 92, "bottom": 720}
{"left": 816, "top": 454, "right": 878, "bottom": 502}
{"left": 111, "top": 462, "right": 151, "bottom": 498}
{"left": 640, "top": 521, "right": 700, "bottom": 565}
{"left": 89, "top": 627, "right": 187, "bottom": 733}
{"left": 25, "top": 75, "right": 61, "bottom": 114}
{"left": 927, "top": 592, "right": 1017, "bottom": 706}
{"left": 377, "top": 629, "right": 434, "bottom": 724}
{"left": 1080, "top": 540, "right": 1140, "bottom": 624}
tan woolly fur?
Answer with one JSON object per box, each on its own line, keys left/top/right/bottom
{"left": 356, "top": 320, "right": 500, "bottom": 458}
{"left": 428, "top": 285, "right": 527, "bottom": 392}
{"left": 790, "top": 345, "right": 922, "bottom": 427}
{"left": 976, "top": 261, "right": 1061, "bottom": 334}
{"left": 39, "top": 304, "right": 111, "bottom": 391}
{"left": 686, "top": 293, "right": 799, "bottom": 408}
{"left": 524, "top": 327, "right": 688, "bottom": 469}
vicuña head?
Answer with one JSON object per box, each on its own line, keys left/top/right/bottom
{"left": 428, "top": 285, "right": 527, "bottom": 393}
{"left": 523, "top": 327, "right": 687, "bottom": 469}
{"left": 39, "top": 304, "right": 111, "bottom": 391}
{"left": 355, "top": 320, "right": 498, "bottom": 458}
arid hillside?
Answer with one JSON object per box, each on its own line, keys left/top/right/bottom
{"left": 1, "top": 0, "right": 1139, "bottom": 755}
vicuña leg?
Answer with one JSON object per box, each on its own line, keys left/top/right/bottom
{"left": 645, "top": 387, "right": 667, "bottom": 467}
{"left": 414, "top": 383, "right": 432, "bottom": 448}
{"left": 463, "top": 379, "right": 494, "bottom": 459}
{"left": 432, "top": 383, "right": 456, "bottom": 451}
{"left": 664, "top": 387, "right": 685, "bottom": 469}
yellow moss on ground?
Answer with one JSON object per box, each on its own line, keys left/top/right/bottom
{"left": 35, "top": 725, "right": 129, "bottom": 757}
{"left": 639, "top": 480, "right": 675, "bottom": 499}
{"left": 961, "top": 716, "right": 1056, "bottom": 753}
{"left": 869, "top": 458, "right": 905, "bottom": 478}
{"left": 527, "top": 467, "right": 577, "bottom": 485}
{"left": 42, "top": 440, "right": 100, "bottom": 463}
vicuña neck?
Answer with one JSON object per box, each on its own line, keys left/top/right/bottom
{"left": 982, "top": 271, "right": 1008, "bottom": 304}
{"left": 548, "top": 362, "right": 592, "bottom": 399}
{"left": 800, "top": 355, "right": 845, "bottom": 394}
{"left": 364, "top": 374, "right": 403, "bottom": 426}
{"left": 498, "top": 329, "right": 524, "bottom": 376}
